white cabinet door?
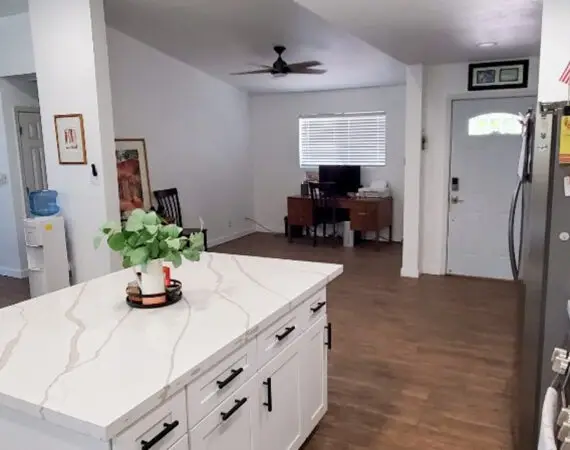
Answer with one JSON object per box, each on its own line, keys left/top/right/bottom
{"left": 300, "top": 316, "right": 328, "bottom": 439}
{"left": 169, "top": 435, "right": 189, "bottom": 450}
{"left": 190, "top": 376, "right": 257, "bottom": 450}
{"left": 257, "top": 337, "right": 303, "bottom": 450}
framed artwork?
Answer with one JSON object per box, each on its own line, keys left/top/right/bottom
{"left": 468, "top": 60, "right": 530, "bottom": 91}
{"left": 54, "top": 114, "right": 87, "bottom": 164}
{"left": 115, "top": 138, "right": 152, "bottom": 220}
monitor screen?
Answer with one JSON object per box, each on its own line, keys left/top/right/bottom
{"left": 318, "top": 166, "right": 361, "bottom": 196}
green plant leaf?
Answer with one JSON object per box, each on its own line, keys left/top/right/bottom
{"left": 122, "top": 255, "right": 133, "bottom": 268}
{"left": 93, "top": 235, "right": 103, "bottom": 249}
{"left": 166, "top": 237, "right": 182, "bottom": 250}
{"left": 127, "top": 246, "right": 149, "bottom": 266}
{"left": 143, "top": 211, "right": 160, "bottom": 226}
{"left": 148, "top": 239, "right": 160, "bottom": 259}
{"left": 182, "top": 247, "right": 200, "bottom": 262}
{"left": 144, "top": 224, "right": 158, "bottom": 235}
{"left": 107, "top": 232, "right": 126, "bottom": 252}
{"left": 165, "top": 251, "right": 182, "bottom": 268}
{"left": 189, "top": 232, "right": 205, "bottom": 250}
{"left": 100, "top": 221, "right": 121, "bottom": 235}
{"left": 127, "top": 233, "right": 139, "bottom": 248}
{"left": 163, "top": 224, "right": 182, "bottom": 238}
{"left": 125, "top": 210, "right": 146, "bottom": 232}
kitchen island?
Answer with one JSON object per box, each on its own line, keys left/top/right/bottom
{"left": 0, "top": 252, "right": 342, "bottom": 450}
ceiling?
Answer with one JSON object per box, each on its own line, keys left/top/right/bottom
{"left": 105, "top": 0, "right": 406, "bottom": 93}
{"left": 295, "top": 0, "right": 543, "bottom": 64}
{"left": 0, "top": 0, "right": 28, "bottom": 17}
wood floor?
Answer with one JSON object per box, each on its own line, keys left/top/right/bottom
{"left": 216, "top": 233, "right": 518, "bottom": 450}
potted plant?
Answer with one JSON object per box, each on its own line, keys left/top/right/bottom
{"left": 94, "top": 209, "right": 204, "bottom": 305}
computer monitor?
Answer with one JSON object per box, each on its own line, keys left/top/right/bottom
{"left": 318, "top": 165, "right": 361, "bottom": 196}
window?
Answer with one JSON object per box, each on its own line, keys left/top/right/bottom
{"left": 299, "top": 112, "right": 387, "bottom": 168}
{"left": 468, "top": 112, "right": 522, "bottom": 136}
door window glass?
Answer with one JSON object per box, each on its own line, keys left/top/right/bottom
{"left": 468, "top": 113, "right": 522, "bottom": 136}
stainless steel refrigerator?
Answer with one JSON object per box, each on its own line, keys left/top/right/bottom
{"left": 511, "top": 101, "right": 570, "bottom": 450}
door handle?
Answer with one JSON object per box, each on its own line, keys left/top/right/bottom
{"left": 450, "top": 196, "right": 464, "bottom": 204}
{"left": 263, "top": 377, "right": 273, "bottom": 412}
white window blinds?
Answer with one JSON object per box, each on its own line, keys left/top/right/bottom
{"left": 299, "top": 112, "right": 387, "bottom": 168}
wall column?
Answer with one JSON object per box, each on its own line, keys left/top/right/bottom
{"left": 28, "top": 0, "right": 120, "bottom": 282}
{"left": 401, "top": 64, "right": 424, "bottom": 278}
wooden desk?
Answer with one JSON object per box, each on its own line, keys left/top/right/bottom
{"left": 287, "top": 195, "right": 393, "bottom": 243}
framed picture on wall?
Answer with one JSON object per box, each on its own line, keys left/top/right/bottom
{"left": 54, "top": 114, "right": 87, "bottom": 164}
{"left": 468, "top": 60, "right": 530, "bottom": 91}
{"left": 115, "top": 138, "right": 152, "bottom": 220}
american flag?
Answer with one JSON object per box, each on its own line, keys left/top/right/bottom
{"left": 560, "top": 62, "right": 570, "bottom": 85}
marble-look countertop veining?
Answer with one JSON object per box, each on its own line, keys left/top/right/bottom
{"left": 0, "top": 252, "right": 342, "bottom": 441}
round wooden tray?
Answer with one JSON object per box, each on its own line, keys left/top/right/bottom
{"left": 126, "top": 279, "right": 182, "bottom": 309}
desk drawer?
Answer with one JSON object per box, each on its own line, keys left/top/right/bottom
{"left": 114, "top": 390, "right": 187, "bottom": 450}
{"left": 350, "top": 203, "right": 378, "bottom": 232}
{"left": 257, "top": 307, "right": 302, "bottom": 367}
{"left": 288, "top": 197, "right": 312, "bottom": 226}
{"left": 186, "top": 339, "right": 256, "bottom": 428}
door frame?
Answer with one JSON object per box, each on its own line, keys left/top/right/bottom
{"left": 15, "top": 106, "right": 43, "bottom": 216}
{"left": 442, "top": 91, "right": 538, "bottom": 276}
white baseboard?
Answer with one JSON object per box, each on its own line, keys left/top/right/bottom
{"left": 400, "top": 266, "right": 419, "bottom": 278}
{"left": 0, "top": 266, "right": 28, "bottom": 279}
{"left": 209, "top": 228, "right": 256, "bottom": 248}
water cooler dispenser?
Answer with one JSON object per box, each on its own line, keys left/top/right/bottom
{"left": 24, "top": 190, "right": 69, "bottom": 297}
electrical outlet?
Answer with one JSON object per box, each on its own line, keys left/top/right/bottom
{"left": 228, "top": 220, "right": 232, "bottom": 228}
{"left": 0, "top": 173, "right": 7, "bottom": 186}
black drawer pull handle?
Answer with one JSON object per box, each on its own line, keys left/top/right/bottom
{"left": 310, "top": 302, "right": 326, "bottom": 313}
{"left": 276, "top": 326, "right": 296, "bottom": 341}
{"left": 325, "top": 322, "right": 332, "bottom": 350}
{"left": 263, "top": 377, "right": 273, "bottom": 412}
{"left": 221, "top": 397, "right": 248, "bottom": 421}
{"left": 216, "top": 367, "right": 244, "bottom": 389}
{"left": 140, "top": 420, "right": 179, "bottom": 450}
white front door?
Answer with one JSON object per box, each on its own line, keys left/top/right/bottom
{"left": 446, "top": 96, "right": 535, "bottom": 279}
{"left": 17, "top": 109, "right": 47, "bottom": 215}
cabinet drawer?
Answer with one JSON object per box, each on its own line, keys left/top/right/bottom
{"left": 189, "top": 375, "right": 257, "bottom": 450}
{"left": 301, "top": 289, "right": 327, "bottom": 331}
{"left": 114, "top": 390, "right": 187, "bottom": 450}
{"left": 187, "top": 339, "right": 257, "bottom": 428}
{"left": 257, "top": 308, "right": 302, "bottom": 367}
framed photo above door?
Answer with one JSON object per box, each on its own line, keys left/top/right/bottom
{"left": 468, "top": 60, "right": 530, "bottom": 91}
{"left": 115, "top": 138, "right": 151, "bottom": 220}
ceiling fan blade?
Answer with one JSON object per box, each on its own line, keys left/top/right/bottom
{"left": 285, "top": 61, "right": 322, "bottom": 71}
{"left": 230, "top": 69, "right": 274, "bottom": 75}
{"left": 289, "top": 68, "right": 328, "bottom": 75}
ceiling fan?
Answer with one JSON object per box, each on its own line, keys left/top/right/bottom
{"left": 231, "top": 46, "right": 327, "bottom": 77}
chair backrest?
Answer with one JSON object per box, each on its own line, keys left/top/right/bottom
{"left": 308, "top": 182, "right": 337, "bottom": 210}
{"left": 153, "top": 188, "right": 183, "bottom": 227}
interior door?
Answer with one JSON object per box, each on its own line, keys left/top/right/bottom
{"left": 17, "top": 110, "right": 46, "bottom": 215}
{"left": 447, "top": 96, "right": 536, "bottom": 279}
{"left": 258, "top": 339, "right": 303, "bottom": 450}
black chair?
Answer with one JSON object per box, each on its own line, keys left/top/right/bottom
{"left": 153, "top": 188, "right": 208, "bottom": 251}
{"left": 307, "top": 182, "right": 343, "bottom": 247}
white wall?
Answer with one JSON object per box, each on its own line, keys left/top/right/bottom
{"left": 420, "top": 57, "right": 539, "bottom": 274}
{"left": 250, "top": 86, "right": 406, "bottom": 240}
{"left": 107, "top": 28, "right": 254, "bottom": 246}
{"left": 0, "top": 14, "right": 35, "bottom": 77}
{"left": 538, "top": 0, "right": 570, "bottom": 102}
{"left": 0, "top": 79, "right": 39, "bottom": 277}
{"left": 29, "top": 0, "right": 121, "bottom": 283}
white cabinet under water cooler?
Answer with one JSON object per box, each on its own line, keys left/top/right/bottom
{"left": 24, "top": 216, "right": 69, "bottom": 297}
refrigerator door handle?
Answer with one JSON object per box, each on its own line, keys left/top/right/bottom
{"left": 509, "top": 179, "right": 523, "bottom": 280}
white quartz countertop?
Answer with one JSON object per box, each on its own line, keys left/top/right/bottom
{"left": 0, "top": 252, "right": 342, "bottom": 441}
